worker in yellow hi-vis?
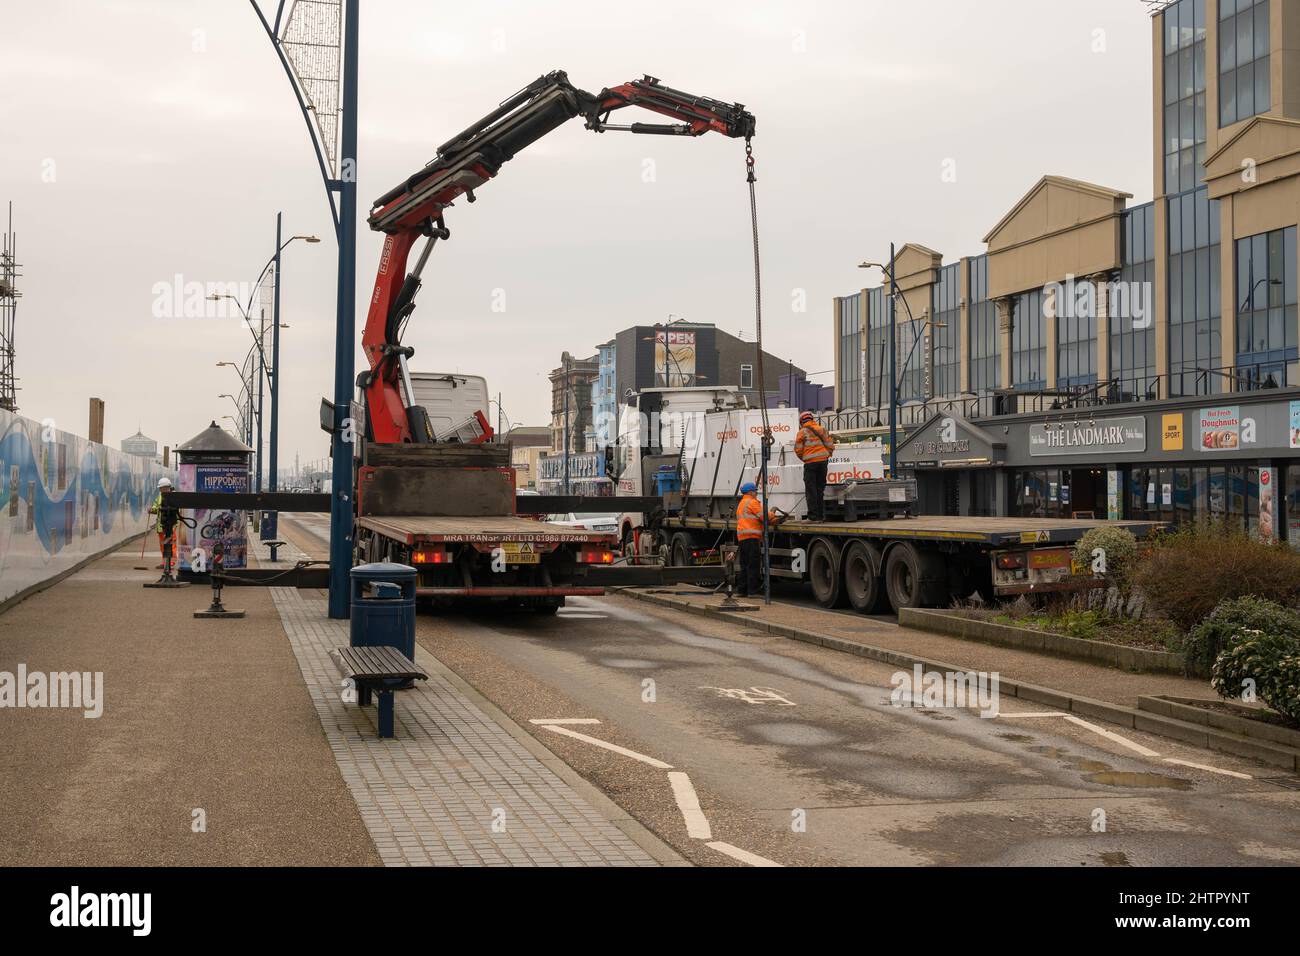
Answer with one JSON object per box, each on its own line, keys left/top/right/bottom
{"left": 148, "top": 477, "right": 178, "bottom": 570}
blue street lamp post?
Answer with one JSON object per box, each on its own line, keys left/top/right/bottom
{"left": 328, "top": 0, "right": 360, "bottom": 619}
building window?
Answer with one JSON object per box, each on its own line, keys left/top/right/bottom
{"left": 1219, "top": 0, "right": 1270, "bottom": 127}
{"left": 835, "top": 295, "right": 861, "bottom": 408}
{"left": 896, "top": 310, "right": 926, "bottom": 405}
{"left": 866, "top": 286, "right": 889, "bottom": 413}
{"left": 1012, "top": 289, "right": 1046, "bottom": 391}
{"left": 1234, "top": 225, "right": 1298, "bottom": 387}
{"left": 1112, "top": 202, "right": 1157, "bottom": 400}
{"left": 968, "top": 255, "right": 998, "bottom": 413}
{"left": 932, "top": 262, "right": 961, "bottom": 400}
{"left": 1164, "top": 0, "right": 1207, "bottom": 193}
{"left": 1168, "top": 187, "right": 1222, "bottom": 395}
{"left": 1055, "top": 282, "right": 1097, "bottom": 391}
{"left": 740, "top": 364, "right": 754, "bottom": 390}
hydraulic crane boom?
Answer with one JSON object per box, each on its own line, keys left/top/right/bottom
{"left": 359, "top": 70, "right": 757, "bottom": 445}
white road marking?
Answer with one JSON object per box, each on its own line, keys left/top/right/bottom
{"left": 1164, "top": 757, "right": 1253, "bottom": 780}
{"left": 998, "top": 710, "right": 1161, "bottom": 757}
{"left": 538, "top": 724, "right": 674, "bottom": 769}
{"left": 529, "top": 718, "right": 603, "bottom": 726}
{"left": 701, "top": 686, "right": 796, "bottom": 706}
{"left": 706, "top": 841, "right": 783, "bottom": 867}
{"left": 667, "top": 771, "right": 712, "bottom": 840}
{"left": 556, "top": 612, "right": 606, "bottom": 619}
{"left": 1061, "top": 714, "right": 1162, "bottom": 757}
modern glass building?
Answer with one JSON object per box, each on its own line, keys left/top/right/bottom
{"left": 829, "top": 0, "right": 1300, "bottom": 546}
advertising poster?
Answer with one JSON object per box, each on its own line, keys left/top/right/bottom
{"left": 1258, "top": 467, "right": 1278, "bottom": 545}
{"left": 1106, "top": 470, "right": 1121, "bottom": 520}
{"left": 1290, "top": 400, "right": 1300, "bottom": 450}
{"left": 177, "top": 462, "right": 249, "bottom": 569}
{"left": 655, "top": 329, "right": 697, "bottom": 387}
{"left": 1198, "top": 406, "right": 1241, "bottom": 452}
{"left": 1161, "top": 413, "right": 1184, "bottom": 451}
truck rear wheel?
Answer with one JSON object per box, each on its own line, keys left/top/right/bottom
{"left": 669, "top": 533, "right": 693, "bottom": 567}
{"left": 807, "top": 538, "right": 845, "bottom": 608}
{"left": 884, "top": 543, "right": 948, "bottom": 610}
{"left": 842, "top": 540, "right": 887, "bottom": 614}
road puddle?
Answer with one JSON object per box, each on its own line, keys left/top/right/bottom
{"left": 1085, "top": 771, "right": 1193, "bottom": 791}
{"left": 1025, "top": 745, "right": 1193, "bottom": 789}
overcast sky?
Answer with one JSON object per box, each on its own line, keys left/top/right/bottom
{"left": 0, "top": 0, "right": 1155, "bottom": 472}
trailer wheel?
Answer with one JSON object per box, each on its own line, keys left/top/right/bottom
{"left": 669, "top": 533, "right": 694, "bottom": 568}
{"left": 842, "top": 540, "right": 887, "bottom": 614}
{"left": 807, "top": 538, "right": 845, "bottom": 608}
{"left": 884, "top": 543, "right": 948, "bottom": 610}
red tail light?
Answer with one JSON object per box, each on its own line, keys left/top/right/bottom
{"left": 995, "top": 553, "right": 1026, "bottom": 570}
{"left": 411, "top": 549, "right": 448, "bottom": 564}
{"left": 579, "top": 548, "right": 615, "bottom": 564}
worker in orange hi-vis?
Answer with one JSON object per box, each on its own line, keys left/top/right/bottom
{"left": 735, "top": 481, "right": 779, "bottom": 597}
{"left": 794, "top": 411, "right": 836, "bottom": 520}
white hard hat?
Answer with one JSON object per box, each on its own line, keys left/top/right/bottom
{"left": 158, "top": 477, "right": 173, "bottom": 489}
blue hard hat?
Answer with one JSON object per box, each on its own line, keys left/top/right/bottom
{"left": 740, "top": 482, "right": 757, "bottom": 494}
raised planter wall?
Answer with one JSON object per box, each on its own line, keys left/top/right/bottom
{"left": 898, "top": 608, "right": 1186, "bottom": 675}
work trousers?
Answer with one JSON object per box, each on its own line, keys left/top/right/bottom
{"left": 803, "top": 460, "right": 828, "bottom": 520}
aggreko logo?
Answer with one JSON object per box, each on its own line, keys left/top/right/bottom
{"left": 827, "top": 467, "right": 876, "bottom": 483}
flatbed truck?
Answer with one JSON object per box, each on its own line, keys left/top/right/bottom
{"left": 610, "top": 387, "right": 1164, "bottom": 612}
{"left": 656, "top": 512, "right": 1162, "bottom": 612}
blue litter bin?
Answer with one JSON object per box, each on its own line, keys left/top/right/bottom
{"left": 350, "top": 562, "right": 417, "bottom": 661}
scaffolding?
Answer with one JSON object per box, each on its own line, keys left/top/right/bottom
{"left": 0, "top": 202, "right": 19, "bottom": 412}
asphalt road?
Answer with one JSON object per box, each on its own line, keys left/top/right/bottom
{"left": 280, "top": 514, "right": 1300, "bottom": 867}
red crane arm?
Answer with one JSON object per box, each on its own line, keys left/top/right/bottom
{"left": 359, "top": 71, "right": 756, "bottom": 445}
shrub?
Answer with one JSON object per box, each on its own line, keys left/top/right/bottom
{"left": 1072, "top": 526, "right": 1139, "bottom": 595}
{"left": 1183, "top": 596, "right": 1300, "bottom": 678}
{"left": 1211, "top": 630, "right": 1300, "bottom": 725}
{"left": 1132, "top": 523, "right": 1300, "bottom": 633}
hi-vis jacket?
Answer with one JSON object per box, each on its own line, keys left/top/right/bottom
{"left": 794, "top": 420, "right": 835, "bottom": 463}
{"left": 149, "top": 492, "right": 178, "bottom": 535}
{"left": 735, "top": 492, "right": 777, "bottom": 541}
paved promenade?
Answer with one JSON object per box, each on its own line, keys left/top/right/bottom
{"left": 0, "top": 540, "right": 377, "bottom": 866}
{"left": 0, "top": 536, "right": 673, "bottom": 866}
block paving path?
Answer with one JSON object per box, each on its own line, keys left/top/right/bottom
{"left": 268, "top": 566, "right": 661, "bottom": 867}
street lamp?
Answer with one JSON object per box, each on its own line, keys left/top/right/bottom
{"left": 860, "top": 252, "right": 904, "bottom": 475}
{"left": 208, "top": 225, "right": 318, "bottom": 501}
{"left": 218, "top": 393, "right": 246, "bottom": 428}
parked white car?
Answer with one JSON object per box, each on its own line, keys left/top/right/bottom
{"left": 544, "top": 512, "right": 621, "bottom": 534}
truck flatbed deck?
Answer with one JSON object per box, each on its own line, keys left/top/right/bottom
{"left": 672, "top": 514, "right": 1164, "bottom": 546}
{"left": 357, "top": 515, "right": 615, "bottom": 546}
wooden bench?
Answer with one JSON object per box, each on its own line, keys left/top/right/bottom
{"left": 330, "top": 645, "right": 428, "bottom": 738}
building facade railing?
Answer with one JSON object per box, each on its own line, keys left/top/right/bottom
{"left": 818, "top": 361, "right": 1299, "bottom": 434}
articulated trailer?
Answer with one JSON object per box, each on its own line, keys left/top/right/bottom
{"left": 610, "top": 387, "right": 1164, "bottom": 612}
{"left": 656, "top": 511, "right": 1162, "bottom": 613}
